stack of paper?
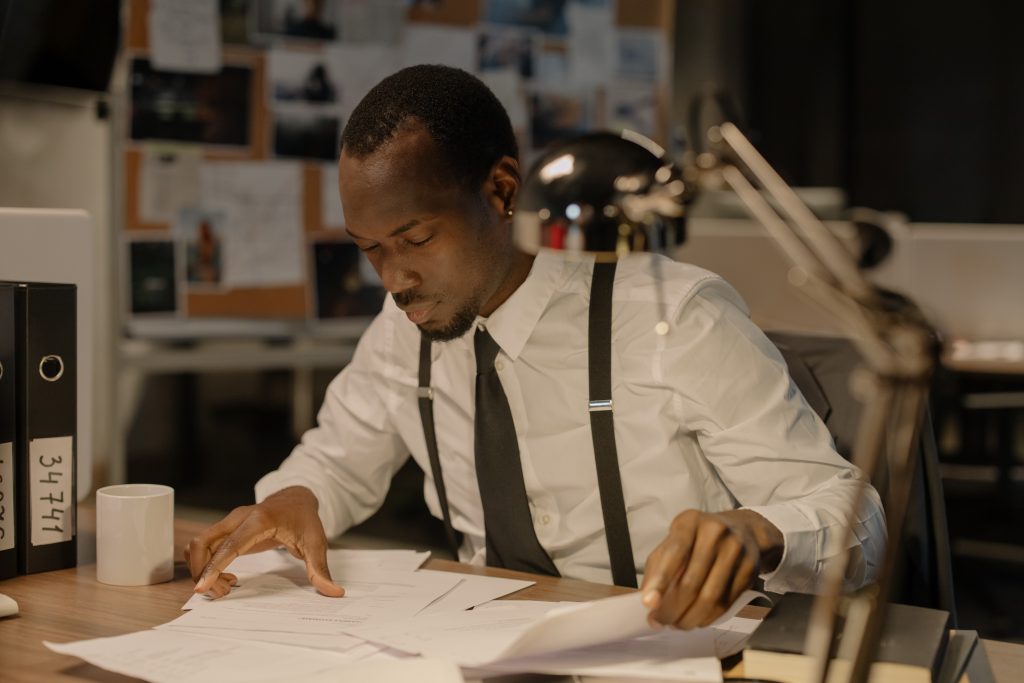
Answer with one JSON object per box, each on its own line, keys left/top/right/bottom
{"left": 45, "top": 548, "right": 764, "bottom": 683}
{"left": 347, "top": 589, "right": 762, "bottom": 679}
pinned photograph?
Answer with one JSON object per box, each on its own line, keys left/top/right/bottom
{"left": 129, "top": 240, "right": 178, "bottom": 314}
{"left": 273, "top": 105, "right": 341, "bottom": 161}
{"left": 130, "top": 58, "right": 251, "bottom": 146}
{"left": 533, "top": 39, "right": 568, "bottom": 86}
{"left": 616, "top": 29, "right": 665, "bottom": 82}
{"left": 478, "top": 28, "right": 534, "bottom": 78}
{"left": 176, "top": 208, "right": 225, "bottom": 286}
{"left": 529, "top": 90, "right": 591, "bottom": 152}
{"left": 268, "top": 48, "right": 339, "bottom": 104}
{"left": 606, "top": 84, "right": 658, "bottom": 141}
{"left": 313, "top": 241, "right": 385, "bottom": 319}
{"left": 337, "top": 0, "right": 405, "bottom": 44}
{"left": 255, "top": 0, "right": 338, "bottom": 41}
{"left": 483, "top": 0, "right": 609, "bottom": 36}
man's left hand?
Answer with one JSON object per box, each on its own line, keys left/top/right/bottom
{"left": 641, "top": 509, "right": 783, "bottom": 629}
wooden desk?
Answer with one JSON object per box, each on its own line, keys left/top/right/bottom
{"left": 1, "top": 514, "right": 1022, "bottom": 682}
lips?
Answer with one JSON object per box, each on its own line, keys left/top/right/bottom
{"left": 402, "top": 302, "right": 437, "bottom": 324}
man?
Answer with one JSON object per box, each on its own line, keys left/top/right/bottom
{"left": 186, "top": 65, "right": 886, "bottom": 630}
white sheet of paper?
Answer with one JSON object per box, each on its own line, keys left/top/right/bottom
{"left": 148, "top": 0, "right": 222, "bottom": 74}
{"left": 348, "top": 589, "right": 763, "bottom": 667}
{"left": 480, "top": 629, "right": 724, "bottom": 681}
{"left": 347, "top": 598, "right": 564, "bottom": 664}
{"left": 172, "top": 568, "right": 462, "bottom": 635}
{"left": 157, "top": 624, "right": 366, "bottom": 653}
{"left": 535, "top": 46, "right": 569, "bottom": 86}
{"left": 400, "top": 25, "right": 477, "bottom": 72}
{"left": 479, "top": 68, "right": 528, "bottom": 131}
{"left": 45, "top": 629, "right": 356, "bottom": 683}
{"left": 416, "top": 570, "right": 534, "bottom": 614}
{"left": 198, "top": 162, "right": 304, "bottom": 287}
{"left": 472, "top": 599, "right": 581, "bottom": 614}
{"left": 182, "top": 547, "right": 432, "bottom": 610}
{"left": 321, "top": 164, "right": 345, "bottom": 228}
{"left": 327, "top": 44, "right": 400, "bottom": 116}
{"left": 708, "top": 615, "right": 761, "bottom": 658}
{"left": 566, "top": 1, "right": 615, "bottom": 86}
{"left": 140, "top": 147, "right": 201, "bottom": 225}
{"left": 305, "top": 657, "right": 464, "bottom": 683}
{"left": 337, "top": 0, "right": 406, "bottom": 44}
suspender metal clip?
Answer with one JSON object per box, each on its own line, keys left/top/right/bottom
{"left": 588, "top": 399, "right": 613, "bottom": 412}
{"left": 417, "top": 386, "right": 434, "bottom": 400}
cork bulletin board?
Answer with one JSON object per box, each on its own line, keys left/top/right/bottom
{"left": 121, "top": 0, "right": 674, "bottom": 328}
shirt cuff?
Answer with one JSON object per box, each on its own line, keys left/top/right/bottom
{"left": 742, "top": 502, "right": 819, "bottom": 594}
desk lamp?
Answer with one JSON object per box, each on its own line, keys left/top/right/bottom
{"left": 513, "top": 126, "right": 940, "bottom": 683}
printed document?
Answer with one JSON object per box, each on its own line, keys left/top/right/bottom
{"left": 169, "top": 568, "right": 462, "bottom": 635}
{"left": 347, "top": 589, "right": 763, "bottom": 667}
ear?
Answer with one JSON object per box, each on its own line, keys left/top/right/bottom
{"left": 483, "top": 155, "right": 520, "bottom": 216}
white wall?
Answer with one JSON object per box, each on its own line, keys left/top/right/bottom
{"left": 0, "top": 83, "right": 114, "bottom": 490}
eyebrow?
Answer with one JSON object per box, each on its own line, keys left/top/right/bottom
{"left": 346, "top": 219, "right": 421, "bottom": 242}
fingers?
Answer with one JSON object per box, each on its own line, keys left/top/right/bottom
{"left": 184, "top": 506, "right": 254, "bottom": 582}
{"left": 195, "top": 515, "right": 276, "bottom": 594}
{"left": 652, "top": 515, "right": 724, "bottom": 626}
{"left": 641, "top": 510, "right": 699, "bottom": 611}
{"left": 199, "top": 573, "right": 239, "bottom": 600}
{"left": 301, "top": 535, "right": 345, "bottom": 598}
{"left": 186, "top": 490, "right": 345, "bottom": 600}
{"left": 646, "top": 511, "right": 760, "bottom": 630}
{"left": 674, "top": 537, "right": 742, "bottom": 629}
{"left": 728, "top": 552, "right": 757, "bottom": 604}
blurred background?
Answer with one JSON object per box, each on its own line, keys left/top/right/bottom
{"left": 1, "top": 0, "right": 1021, "bottom": 643}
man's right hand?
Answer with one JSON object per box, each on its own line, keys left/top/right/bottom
{"left": 184, "top": 486, "right": 345, "bottom": 600}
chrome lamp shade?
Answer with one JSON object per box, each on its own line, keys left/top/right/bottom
{"left": 514, "top": 131, "right": 689, "bottom": 259}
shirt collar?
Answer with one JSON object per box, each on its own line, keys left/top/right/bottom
{"left": 477, "top": 249, "right": 574, "bottom": 361}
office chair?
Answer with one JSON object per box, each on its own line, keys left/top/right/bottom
{"left": 767, "top": 331, "right": 957, "bottom": 623}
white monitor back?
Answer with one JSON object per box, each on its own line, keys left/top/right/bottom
{"left": 0, "top": 208, "right": 94, "bottom": 500}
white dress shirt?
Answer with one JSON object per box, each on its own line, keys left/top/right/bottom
{"left": 256, "top": 250, "right": 886, "bottom": 592}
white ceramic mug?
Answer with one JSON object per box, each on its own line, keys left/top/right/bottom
{"left": 96, "top": 484, "right": 174, "bottom": 586}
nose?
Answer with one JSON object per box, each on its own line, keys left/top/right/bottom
{"left": 378, "top": 256, "right": 420, "bottom": 297}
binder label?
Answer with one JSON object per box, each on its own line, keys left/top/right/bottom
{"left": 0, "top": 442, "right": 12, "bottom": 552}
{"left": 30, "top": 436, "right": 74, "bottom": 546}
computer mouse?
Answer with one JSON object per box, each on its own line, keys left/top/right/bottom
{"left": 0, "top": 592, "right": 19, "bottom": 617}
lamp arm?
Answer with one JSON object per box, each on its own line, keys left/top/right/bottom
{"left": 690, "top": 122, "right": 940, "bottom": 683}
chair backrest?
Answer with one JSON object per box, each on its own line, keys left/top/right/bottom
{"left": 767, "top": 331, "right": 957, "bottom": 622}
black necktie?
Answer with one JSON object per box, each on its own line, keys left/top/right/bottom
{"left": 474, "top": 327, "right": 560, "bottom": 575}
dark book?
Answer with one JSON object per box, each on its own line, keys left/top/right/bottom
{"left": 0, "top": 284, "right": 17, "bottom": 579}
{"left": 743, "top": 592, "right": 950, "bottom": 683}
{"left": 11, "top": 282, "right": 77, "bottom": 574}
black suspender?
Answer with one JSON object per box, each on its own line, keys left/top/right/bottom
{"left": 587, "top": 262, "right": 638, "bottom": 588}
{"left": 417, "top": 260, "right": 637, "bottom": 587}
{"left": 417, "top": 340, "right": 462, "bottom": 557}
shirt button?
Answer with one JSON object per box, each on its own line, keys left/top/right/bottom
{"left": 541, "top": 514, "right": 552, "bottom": 525}
{"left": 495, "top": 360, "right": 505, "bottom": 371}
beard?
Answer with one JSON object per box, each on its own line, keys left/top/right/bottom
{"left": 418, "top": 297, "right": 480, "bottom": 342}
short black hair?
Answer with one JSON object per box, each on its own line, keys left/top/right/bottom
{"left": 340, "top": 65, "right": 518, "bottom": 189}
